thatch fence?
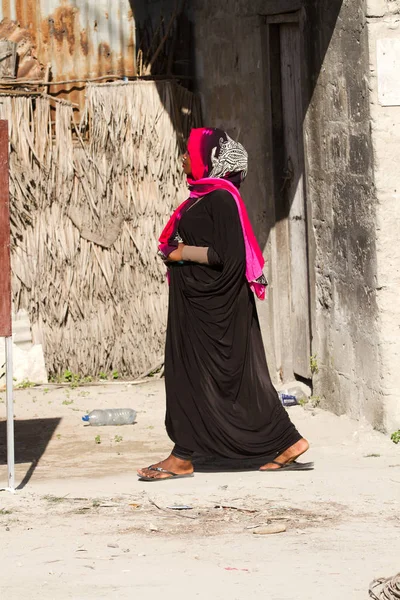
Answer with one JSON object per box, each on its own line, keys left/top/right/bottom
{"left": 0, "top": 80, "right": 201, "bottom": 378}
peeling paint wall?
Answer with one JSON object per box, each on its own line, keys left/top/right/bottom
{"left": 0, "top": 0, "right": 136, "bottom": 82}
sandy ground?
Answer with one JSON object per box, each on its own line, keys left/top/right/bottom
{"left": 0, "top": 379, "right": 399, "bottom": 600}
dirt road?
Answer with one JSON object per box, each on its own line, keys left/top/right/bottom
{"left": 0, "top": 380, "right": 399, "bottom": 599}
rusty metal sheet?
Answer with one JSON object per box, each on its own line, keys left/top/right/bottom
{"left": 0, "top": 119, "right": 12, "bottom": 337}
{"left": 0, "top": 19, "right": 43, "bottom": 79}
{"left": 0, "top": 0, "right": 136, "bottom": 85}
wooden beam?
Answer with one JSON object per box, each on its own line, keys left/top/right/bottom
{"left": 0, "top": 120, "right": 11, "bottom": 337}
{"left": 259, "top": 1, "right": 302, "bottom": 17}
{"left": 0, "top": 41, "right": 17, "bottom": 79}
{"left": 267, "top": 13, "right": 300, "bottom": 24}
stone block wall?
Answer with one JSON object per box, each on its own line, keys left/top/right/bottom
{"left": 189, "top": 0, "right": 392, "bottom": 429}
{"left": 304, "top": 1, "right": 382, "bottom": 426}
{"left": 366, "top": 0, "right": 400, "bottom": 431}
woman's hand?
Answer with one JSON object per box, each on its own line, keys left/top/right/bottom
{"left": 168, "top": 243, "right": 185, "bottom": 262}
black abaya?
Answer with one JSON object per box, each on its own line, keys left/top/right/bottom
{"left": 165, "top": 189, "right": 301, "bottom": 464}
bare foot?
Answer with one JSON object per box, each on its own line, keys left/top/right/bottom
{"left": 259, "top": 438, "right": 310, "bottom": 471}
{"left": 137, "top": 454, "right": 194, "bottom": 480}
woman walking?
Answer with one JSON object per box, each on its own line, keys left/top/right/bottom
{"left": 138, "top": 128, "right": 312, "bottom": 481}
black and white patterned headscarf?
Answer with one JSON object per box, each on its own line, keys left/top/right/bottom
{"left": 187, "top": 128, "right": 248, "bottom": 188}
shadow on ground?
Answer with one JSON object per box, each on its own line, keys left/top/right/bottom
{"left": 0, "top": 418, "right": 61, "bottom": 489}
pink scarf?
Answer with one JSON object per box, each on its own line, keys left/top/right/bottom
{"left": 158, "top": 128, "right": 266, "bottom": 300}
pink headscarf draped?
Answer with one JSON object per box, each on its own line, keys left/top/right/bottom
{"left": 159, "top": 128, "right": 267, "bottom": 300}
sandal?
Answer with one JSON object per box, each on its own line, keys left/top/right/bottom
{"left": 138, "top": 465, "right": 194, "bottom": 482}
{"left": 260, "top": 460, "right": 314, "bottom": 472}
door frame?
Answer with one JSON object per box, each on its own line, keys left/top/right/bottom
{"left": 260, "top": 8, "right": 316, "bottom": 384}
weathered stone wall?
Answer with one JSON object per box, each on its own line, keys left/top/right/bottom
{"left": 304, "top": 1, "right": 381, "bottom": 426}
{"left": 366, "top": 0, "right": 400, "bottom": 431}
{"left": 189, "top": 1, "right": 286, "bottom": 381}
{"left": 190, "top": 0, "right": 388, "bottom": 428}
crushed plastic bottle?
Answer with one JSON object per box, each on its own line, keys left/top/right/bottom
{"left": 287, "top": 386, "right": 309, "bottom": 404}
{"left": 278, "top": 392, "right": 298, "bottom": 407}
{"left": 82, "top": 408, "right": 137, "bottom": 426}
{"left": 278, "top": 385, "right": 309, "bottom": 407}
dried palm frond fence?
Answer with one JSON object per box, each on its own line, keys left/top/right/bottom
{"left": 0, "top": 80, "right": 201, "bottom": 378}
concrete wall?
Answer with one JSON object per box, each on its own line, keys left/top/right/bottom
{"left": 304, "top": 0, "right": 382, "bottom": 426}
{"left": 190, "top": 0, "right": 390, "bottom": 429}
{"left": 366, "top": 0, "right": 400, "bottom": 431}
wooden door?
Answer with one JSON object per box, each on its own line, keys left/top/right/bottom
{"left": 266, "top": 15, "right": 311, "bottom": 382}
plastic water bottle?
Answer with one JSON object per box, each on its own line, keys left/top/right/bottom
{"left": 278, "top": 385, "right": 309, "bottom": 407}
{"left": 82, "top": 409, "right": 137, "bottom": 426}
{"left": 278, "top": 392, "right": 298, "bottom": 407}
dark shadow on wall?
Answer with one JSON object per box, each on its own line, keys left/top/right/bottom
{"left": 130, "top": 0, "right": 195, "bottom": 88}
{"left": 129, "top": 1, "right": 346, "bottom": 251}
{"left": 129, "top": 1, "right": 200, "bottom": 151}
{"left": 0, "top": 418, "right": 61, "bottom": 489}
{"left": 258, "top": 0, "right": 345, "bottom": 248}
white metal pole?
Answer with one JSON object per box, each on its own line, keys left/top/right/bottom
{"left": 5, "top": 336, "right": 14, "bottom": 491}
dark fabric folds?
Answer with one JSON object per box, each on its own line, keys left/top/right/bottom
{"left": 165, "top": 190, "right": 302, "bottom": 461}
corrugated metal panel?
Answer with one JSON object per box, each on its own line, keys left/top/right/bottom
{"left": 0, "top": 19, "right": 43, "bottom": 79}
{"left": 0, "top": 0, "right": 136, "bottom": 82}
